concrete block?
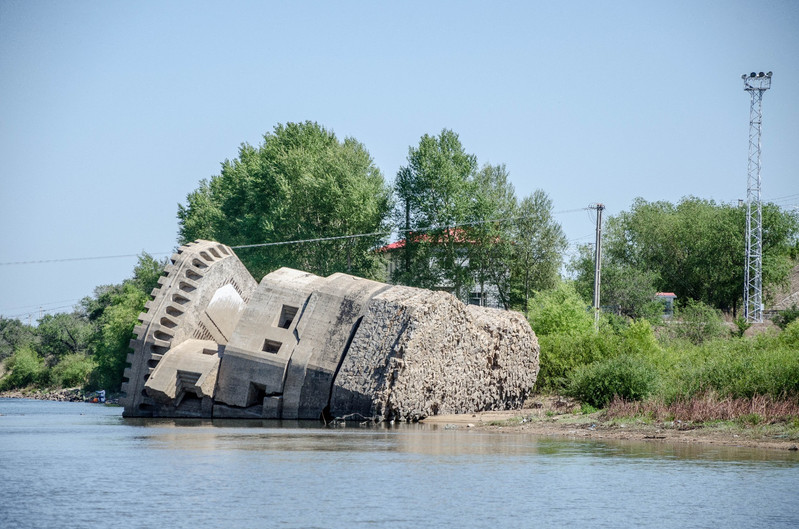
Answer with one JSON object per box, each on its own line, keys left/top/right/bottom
{"left": 122, "top": 240, "right": 539, "bottom": 422}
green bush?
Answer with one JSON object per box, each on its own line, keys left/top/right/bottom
{"left": 532, "top": 298, "right": 799, "bottom": 408}
{"left": 87, "top": 283, "right": 148, "bottom": 391}
{"left": 732, "top": 317, "right": 752, "bottom": 338}
{"left": 565, "top": 355, "right": 657, "bottom": 408}
{"left": 536, "top": 330, "right": 616, "bottom": 392}
{"left": 663, "top": 333, "right": 799, "bottom": 401}
{"left": 618, "top": 319, "right": 660, "bottom": 357}
{"left": 773, "top": 304, "right": 799, "bottom": 330}
{"left": 0, "top": 346, "right": 48, "bottom": 390}
{"left": 527, "top": 282, "right": 594, "bottom": 336}
{"left": 781, "top": 319, "right": 799, "bottom": 348}
{"left": 664, "top": 299, "right": 727, "bottom": 345}
{"left": 50, "top": 353, "right": 95, "bottom": 388}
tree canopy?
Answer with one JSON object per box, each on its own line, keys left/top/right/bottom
{"left": 0, "top": 253, "right": 165, "bottom": 392}
{"left": 393, "top": 129, "right": 478, "bottom": 294}
{"left": 0, "top": 317, "right": 36, "bottom": 363}
{"left": 572, "top": 197, "right": 799, "bottom": 315}
{"left": 392, "top": 129, "right": 566, "bottom": 308}
{"left": 178, "top": 121, "right": 392, "bottom": 281}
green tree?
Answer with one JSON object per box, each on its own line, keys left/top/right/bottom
{"left": 510, "top": 191, "right": 567, "bottom": 311}
{"left": 87, "top": 253, "right": 166, "bottom": 391}
{"left": 36, "top": 312, "right": 92, "bottom": 361}
{"left": 178, "top": 121, "right": 392, "bottom": 281}
{"left": 0, "top": 254, "right": 164, "bottom": 392}
{"left": 87, "top": 283, "right": 149, "bottom": 391}
{"left": 393, "top": 129, "right": 478, "bottom": 297}
{"left": 467, "top": 164, "right": 518, "bottom": 307}
{"left": 0, "top": 345, "right": 47, "bottom": 390}
{"left": 527, "top": 281, "right": 594, "bottom": 336}
{"left": 79, "top": 284, "right": 125, "bottom": 323}
{"left": 666, "top": 299, "right": 727, "bottom": 345}
{"left": 50, "top": 353, "right": 95, "bottom": 388}
{"left": 576, "top": 197, "right": 798, "bottom": 315}
{"left": 571, "top": 246, "right": 662, "bottom": 320}
{"left": 393, "top": 131, "right": 567, "bottom": 308}
{"left": 0, "top": 317, "right": 37, "bottom": 362}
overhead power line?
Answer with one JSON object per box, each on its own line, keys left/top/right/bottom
{"left": 0, "top": 298, "right": 84, "bottom": 313}
{"left": 3, "top": 304, "right": 79, "bottom": 321}
{"left": 0, "top": 208, "right": 590, "bottom": 265}
{"left": 765, "top": 192, "right": 799, "bottom": 203}
{"left": 233, "top": 208, "right": 589, "bottom": 250}
{"left": 0, "top": 252, "right": 172, "bottom": 267}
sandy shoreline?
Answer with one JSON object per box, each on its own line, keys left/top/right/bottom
{"left": 421, "top": 398, "right": 799, "bottom": 452}
{"left": 4, "top": 391, "right": 797, "bottom": 451}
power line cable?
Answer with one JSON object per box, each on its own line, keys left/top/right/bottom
{"left": 3, "top": 304, "right": 79, "bottom": 320}
{"left": 765, "top": 192, "right": 799, "bottom": 202}
{"left": 0, "top": 298, "right": 84, "bottom": 314}
{"left": 0, "top": 251, "right": 172, "bottom": 267}
{"left": 234, "top": 209, "right": 589, "bottom": 250}
{"left": 0, "top": 209, "right": 590, "bottom": 264}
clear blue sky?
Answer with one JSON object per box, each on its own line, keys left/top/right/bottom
{"left": 1, "top": 0, "right": 797, "bottom": 321}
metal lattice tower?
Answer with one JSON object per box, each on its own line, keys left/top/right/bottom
{"left": 742, "top": 71, "right": 772, "bottom": 323}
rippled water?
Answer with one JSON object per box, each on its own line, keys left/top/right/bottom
{"left": 1, "top": 398, "right": 798, "bottom": 528}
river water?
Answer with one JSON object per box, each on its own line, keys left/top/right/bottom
{"left": 1, "top": 398, "right": 798, "bottom": 529}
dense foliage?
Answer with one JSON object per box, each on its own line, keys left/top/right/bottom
{"left": 0, "top": 254, "right": 164, "bottom": 393}
{"left": 178, "top": 121, "right": 392, "bottom": 281}
{"left": 393, "top": 129, "right": 566, "bottom": 308}
{"left": 572, "top": 197, "right": 799, "bottom": 316}
{"left": 773, "top": 304, "right": 799, "bottom": 330}
{"left": 0, "top": 317, "right": 36, "bottom": 362}
{"left": 528, "top": 287, "right": 799, "bottom": 409}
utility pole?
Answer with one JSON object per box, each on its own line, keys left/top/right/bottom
{"left": 742, "top": 71, "right": 772, "bottom": 323}
{"left": 589, "top": 203, "right": 605, "bottom": 327}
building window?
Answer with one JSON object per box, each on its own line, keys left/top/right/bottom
{"left": 468, "top": 292, "right": 485, "bottom": 306}
{"left": 262, "top": 339, "right": 282, "bottom": 354}
{"left": 277, "top": 305, "right": 298, "bottom": 329}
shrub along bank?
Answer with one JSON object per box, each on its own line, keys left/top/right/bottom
{"left": 527, "top": 282, "right": 799, "bottom": 420}
{"left": 0, "top": 254, "right": 163, "bottom": 395}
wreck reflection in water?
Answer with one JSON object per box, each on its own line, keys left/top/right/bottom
{"left": 2, "top": 399, "right": 798, "bottom": 529}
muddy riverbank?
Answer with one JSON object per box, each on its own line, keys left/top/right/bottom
{"left": 4, "top": 390, "right": 796, "bottom": 451}
{"left": 422, "top": 396, "right": 799, "bottom": 452}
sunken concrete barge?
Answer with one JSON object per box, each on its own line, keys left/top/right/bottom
{"left": 120, "top": 240, "right": 539, "bottom": 422}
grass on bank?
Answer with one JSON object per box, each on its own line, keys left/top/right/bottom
{"left": 528, "top": 283, "right": 799, "bottom": 425}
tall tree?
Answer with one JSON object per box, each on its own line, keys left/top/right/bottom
{"left": 510, "top": 191, "right": 568, "bottom": 311}
{"left": 178, "top": 121, "right": 392, "bottom": 281}
{"left": 393, "top": 129, "right": 478, "bottom": 297}
{"left": 468, "top": 164, "right": 517, "bottom": 307}
{"left": 571, "top": 246, "right": 661, "bottom": 319}
{"left": 36, "top": 312, "right": 93, "bottom": 362}
{"left": 393, "top": 131, "right": 567, "bottom": 308}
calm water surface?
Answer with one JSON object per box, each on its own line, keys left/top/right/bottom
{"left": 1, "top": 398, "right": 798, "bottom": 528}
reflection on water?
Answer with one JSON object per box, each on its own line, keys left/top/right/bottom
{"left": 2, "top": 398, "right": 798, "bottom": 529}
{"left": 121, "top": 413, "right": 799, "bottom": 463}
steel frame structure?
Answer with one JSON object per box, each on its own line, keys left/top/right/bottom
{"left": 742, "top": 71, "right": 771, "bottom": 323}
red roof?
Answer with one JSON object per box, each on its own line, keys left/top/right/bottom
{"left": 381, "top": 240, "right": 406, "bottom": 251}
{"left": 656, "top": 292, "right": 677, "bottom": 297}
{"left": 379, "top": 228, "right": 495, "bottom": 252}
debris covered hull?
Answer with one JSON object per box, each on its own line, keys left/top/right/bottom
{"left": 121, "top": 240, "right": 539, "bottom": 421}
